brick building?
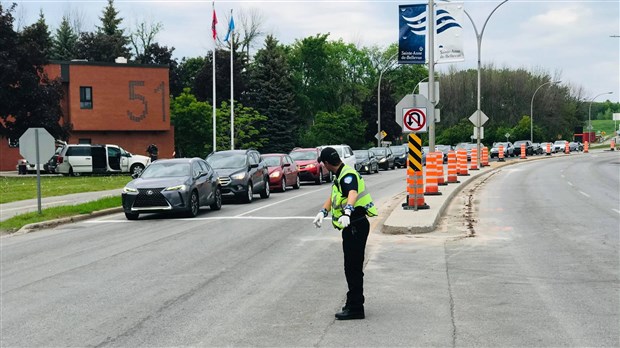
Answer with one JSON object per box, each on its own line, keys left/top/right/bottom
{"left": 0, "top": 60, "right": 174, "bottom": 171}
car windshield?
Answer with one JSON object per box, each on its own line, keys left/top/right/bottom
{"left": 494, "top": 142, "right": 508, "bottom": 148}
{"left": 207, "top": 153, "right": 247, "bottom": 169}
{"left": 392, "top": 146, "right": 406, "bottom": 155}
{"left": 290, "top": 151, "right": 317, "bottom": 161}
{"left": 141, "top": 162, "right": 190, "bottom": 178}
{"left": 262, "top": 156, "right": 282, "bottom": 166}
{"left": 370, "top": 148, "right": 386, "bottom": 156}
{"left": 354, "top": 150, "right": 370, "bottom": 159}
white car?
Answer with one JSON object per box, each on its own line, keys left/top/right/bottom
{"left": 56, "top": 144, "right": 151, "bottom": 176}
{"left": 318, "top": 144, "right": 357, "bottom": 170}
{"left": 553, "top": 140, "right": 568, "bottom": 153}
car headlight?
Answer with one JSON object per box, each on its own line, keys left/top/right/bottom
{"left": 379, "top": 158, "right": 386, "bottom": 163}
{"left": 164, "top": 184, "right": 186, "bottom": 192}
{"left": 231, "top": 172, "right": 246, "bottom": 180}
{"left": 122, "top": 186, "right": 138, "bottom": 194}
{"left": 269, "top": 171, "right": 281, "bottom": 178}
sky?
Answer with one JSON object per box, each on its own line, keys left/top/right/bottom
{"left": 10, "top": 0, "right": 620, "bottom": 104}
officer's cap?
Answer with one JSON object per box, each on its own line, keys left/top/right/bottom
{"left": 319, "top": 147, "right": 340, "bottom": 165}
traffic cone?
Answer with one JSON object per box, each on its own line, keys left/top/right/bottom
{"left": 565, "top": 141, "right": 570, "bottom": 154}
{"left": 520, "top": 143, "right": 526, "bottom": 159}
{"left": 405, "top": 167, "right": 429, "bottom": 209}
{"left": 611, "top": 140, "right": 616, "bottom": 151}
{"left": 584, "top": 141, "right": 589, "bottom": 153}
{"left": 498, "top": 145, "right": 505, "bottom": 162}
{"left": 481, "top": 147, "right": 489, "bottom": 167}
{"left": 457, "top": 149, "right": 469, "bottom": 176}
{"left": 447, "top": 150, "right": 459, "bottom": 183}
{"left": 470, "top": 147, "right": 479, "bottom": 170}
{"left": 425, "top": 152, "right": 441, "bottom": 195}
{"left": 546, "top": 143, "right": 552, "bottom": 155}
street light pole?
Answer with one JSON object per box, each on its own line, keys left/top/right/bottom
{"left": 530, "top": 80, "right": 561, "bottom": 142}
{"left": 377, "top": 52, "right": 398, "bottom": 147}
{"left": 464, "top": 0, "right": 508, "bottom": 169}
{"left": 588, "top": 92, "right": 614, "bottom": 138}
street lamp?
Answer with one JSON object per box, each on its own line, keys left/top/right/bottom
{"left": 377, "top": 52, "right": 398, "bottom": 147}
{"left": 463, "top": 0, "right": 509, "bottom": 169}
{"left": 588, "top": 91, "right": 614, "bottom": 137}
{"left": 530, "top": 80, "right": 561, "bottom": 142}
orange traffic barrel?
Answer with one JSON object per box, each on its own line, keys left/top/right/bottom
{"left": 457, "top": 149, "right": 469, "bottom": 176}
{"left": 584, "top": 141, "right": 589, "bottom": 153}
{"left": 425, "top": 152, "right": 442, "bottom": 195}
{"left": 481, "top": 147, "right": 489, "bottom": 166}
{"left": 435, "top": 151, "right": 447, "bottom": 185}
{"left": 498, "top": 144, "right": 505, "bottom": 162}
{"left": 470, "top": 147, "right": 479, "bottom": 170}
{"left": 447, "top": 150, "right": 459, "bottom": 183}
{"left": 611, "top": 140, "right": 616, "bottom": 151}
{"left": 520, "top": 143, "right": 526, "bottom": 159}
{"left": 546, "top": 143, "right": 552, "bottom": 155}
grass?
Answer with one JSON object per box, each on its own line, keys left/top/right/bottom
{"left": 0, "top": 196, "right": 121, "bottom": 233}
{"left": 590, "top": 120, "right": 619, "bottom": 137}
{"left": 0, "top": 175, "right": 131, "bottom": 204}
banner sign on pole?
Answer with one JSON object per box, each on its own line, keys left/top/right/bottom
{"left": 399, "top": 3, "right": 464, "bottom": 65}
{"left": 398, "top": 4, "right": 427, "bottom": 64}
{"left": 435, "top": 2, "right": 465, "bottom": 63}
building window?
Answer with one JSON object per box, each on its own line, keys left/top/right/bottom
{"left": 80, "top": 86, "right": 92, "bottom": 109}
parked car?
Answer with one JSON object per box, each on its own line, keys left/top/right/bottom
{"left": 353, "top": 150, "right": 379, "bottom": 174}
{"left": 56, "top": 144, "right": 151, "bottom": 176}
{"left": 206, "top": 149, "right": 270, "bottom": 203}
{"left": 261, "top": 153, "right": 300, "bottom": 192}
{"left": 569, "top": 141, "right": 583, "bottom": 152}
{"left": 318, "top": 144, "right": 357, "bottom": 169}
{"left": 121, "top": 158, "right": 222, "bottom": 220}
{"left": 490, "top": 142, "right": 514, "bottom": 158}
{"left": 553, "top": 140, "right": 568, "bottom": 153}
{"left": 289, "top": 147, "right": 331, "bottom": 184}
{"left": 513, "top": 140, "right": 534, "bottom": 156}
{"left": 531, "top": 142, "right": 543, "bottom": 155}
{"left": 539, "top": 142, "right": 555, "bottom": 153}
{"left": 369, "top": 146, "right": 395, "bottom": 170}
{"left": 391, "top": 145, "right": 408, "bottom": 168}
{"left": 435, "top": 144, "right": 452, "bottom": 163}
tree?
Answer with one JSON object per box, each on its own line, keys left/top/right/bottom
{"left": 302, "top": 104, "right": 367, "bottom": 149}
{"left": 193, "top": 48, "right": 248, "bottom": 106}
{"left": 0, "top": 4, "right": 69, "bottom": 141}
{"left": 216, "top": 101, "right": 268, "bottom": 151}
{"left": 236, "top": 8, "right": 266, "bottom": 62}
{"left": 75, "top": 0, "right": 131, "bottom": 61}
{"left": 170, "top": 89, "right": 211, "bottom": 157}
{"left": 51, "top": 15, "right": 77, "bottom": 60}
{"left": 129, "top": 20, "right": 162, "bottom": 63}
{"left": 245, "top": 35, "right": 299, "bottom": 153}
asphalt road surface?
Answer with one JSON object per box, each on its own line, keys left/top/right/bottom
{"left": 2, "top": 152, "right": 618, "bottom": 347}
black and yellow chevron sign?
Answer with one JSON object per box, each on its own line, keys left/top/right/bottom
{"left": 408, "top": 133, "right": 422, "bottom": 171}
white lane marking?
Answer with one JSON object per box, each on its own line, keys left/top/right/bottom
{"left": 579, "top": 191, "right": 590, "bottom": 198}
{"left": 1, "top": 201, "right": 69, "bottom": 212}
{"left": 567, "top": 182, "right": 573, "bottom": 186}
{"left": 236, "top": 187, "right": 328, "bottom": 217}
{"left": 85, "top": 216, "right": 315, "bottom": 223}
{"left": 611, "top": 209, "right": 620, "bottom": 215}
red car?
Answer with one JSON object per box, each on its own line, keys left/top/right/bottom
{"left": 289, "top": 147, "right": 331, "bottom": 184}
{"left": 261, "top": 154, "right": 300, "bottom": 192}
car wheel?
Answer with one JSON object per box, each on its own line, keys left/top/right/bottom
{"left": 242, "top": 183, "right": 253, "bottom": 203}
{"left": 260, "top": 178, "right": 270, "bottom": 198}
{"left": 375, "top": 165, "right": 379, "bottom": 173}
{"left": 124, "top": 212, "right": 139, "bottom": 220}
{"left": 315, "top": 170, "right": 323, "bottom": 185}
{"left": 130, "top": 164, "right": 145, "bottom": 176}
{"left": 281, "top": 177, "right": 286, "bottom": 192}
{"left": 293, "top": 175, "right": 301, "bottom": 189}
{"left": 186, "top": 190, "right": 199, "bottom": 217}
{"left": 210, "top": 186, "right": 222, "bottom": 210}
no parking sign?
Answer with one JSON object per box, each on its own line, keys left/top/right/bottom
{"left": 402, "top": 108, "right": 427, "bottom": 133}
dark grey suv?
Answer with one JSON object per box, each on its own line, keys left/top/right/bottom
{"left": 206, "top": 149, "right": 270, "bottom": 203}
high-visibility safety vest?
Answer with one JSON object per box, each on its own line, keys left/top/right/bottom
{"left": 330, "top": 165, "right": 378, "bottom": 229}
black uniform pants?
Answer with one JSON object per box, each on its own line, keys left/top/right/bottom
{"left": 341, "top": 216, "right": 370, "bottom": 310}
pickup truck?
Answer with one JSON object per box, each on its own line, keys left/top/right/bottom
{"left": 56, "top": 144, "right": 151, "bottom": 176}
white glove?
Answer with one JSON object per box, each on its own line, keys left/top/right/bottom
{"left": 313, "top": 212, "right": 324, "bottom": 228}
{"left": 338, "top": 212, "right": 351, "bottom": 228}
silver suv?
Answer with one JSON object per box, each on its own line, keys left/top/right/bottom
{"left": 318, "top": 144, "right": 356, "bottom": 169}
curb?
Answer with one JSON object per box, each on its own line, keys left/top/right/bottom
{"left": 13, "top": 207, "right": 123, "bottom": 235}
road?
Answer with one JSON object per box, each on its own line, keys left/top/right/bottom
{"left": 1, "top": 152, "right": 618, "bottom": 347}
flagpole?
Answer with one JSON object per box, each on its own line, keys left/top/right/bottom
{"left": 212, "top": 2, "right": 217, "bottom": 152}
{"left": 230, "top": 9, "right": 234, "bottom": 150}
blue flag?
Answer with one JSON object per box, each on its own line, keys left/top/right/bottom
{"left": 224, "top": 14, "right": 235, "bottom": 42}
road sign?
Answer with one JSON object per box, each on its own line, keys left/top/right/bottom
{"left": 473, "top": 126, "right": 484, "bottom": 139}
{"left": 419, "top": 82, "right": 440, "bottom": 104}
{"left": 403, "top": 108, "right": 427, "bottom": 132}
{"left": 469, "top": 110, "right": 489, "bottom": 127}
{"left": 374, "top": 130, "right": 388, "bottom": 140}
{"left": 19, "top": 128, "right": 55, "bottom": 164}
{"left": 396, "top": 94, "right": 433, "bottom": 130}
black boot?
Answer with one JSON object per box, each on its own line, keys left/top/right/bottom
{"left": 335, "top": 307, "right": 365, "bottom": 320}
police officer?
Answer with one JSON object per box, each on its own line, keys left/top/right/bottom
{"left": 146, "top": 143, "right": 158, "bottom": 162}
{"left": 313, "top": 147, "right": 377, "bottom": 320}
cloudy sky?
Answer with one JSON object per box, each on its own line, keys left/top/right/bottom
{"left": 11, "top": 0, "right": 620, "bottom": 104}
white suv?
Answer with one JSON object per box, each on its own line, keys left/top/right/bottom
{"left": 319, "top": 144, "right": 357, "bottom": 169}
{"left": 56, "top": 144, "right": 151, "bottom": 176}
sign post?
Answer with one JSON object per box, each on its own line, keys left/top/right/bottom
{"left": 19, "top": 128, "right": 55, "bottom": 214}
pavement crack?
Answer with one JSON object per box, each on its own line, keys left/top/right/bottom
{"left": 444, "top": 240, "right": 457, "bottom": 348}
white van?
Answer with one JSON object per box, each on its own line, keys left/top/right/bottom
{"left": 56, "top": 144, "right": 151, "bottom": 176}
{"left": 318, "top": 144, "right": 357, "bottom": 169}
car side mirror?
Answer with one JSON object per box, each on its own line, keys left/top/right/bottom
{"left": 283, "top": 163, "right": 290, "bottom": 167}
